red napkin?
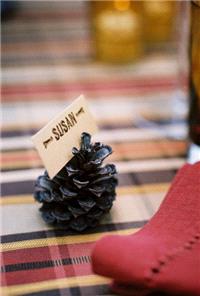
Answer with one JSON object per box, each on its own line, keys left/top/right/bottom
{"left": 92, "top": 162, "right": 200, "bottom": 296}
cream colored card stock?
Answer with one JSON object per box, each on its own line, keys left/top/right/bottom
{"left": 32, "top": 95, "right": 98, "bottom": 178}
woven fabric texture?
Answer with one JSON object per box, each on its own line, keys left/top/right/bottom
{"left": 1, "top": 2, "right": 187, "bottom": 296}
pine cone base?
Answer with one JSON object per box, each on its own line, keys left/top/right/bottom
{"left": 34, "top": 132, "right": 118, "bottom": 232}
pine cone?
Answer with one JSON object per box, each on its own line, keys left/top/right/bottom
{"left": 34, "top": 132, "right": 118, "bottom": 232}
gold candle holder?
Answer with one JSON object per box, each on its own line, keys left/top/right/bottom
{"left": 90, "top": 0, "right": 143, "bottom": 64}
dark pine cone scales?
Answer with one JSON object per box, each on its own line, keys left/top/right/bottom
{"left": 34, "top": 132, "right": 118, "bottom": 232}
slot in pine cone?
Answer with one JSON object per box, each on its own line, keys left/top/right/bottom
{"left": 34, "top": 132, "right": 118, "bottom": 232}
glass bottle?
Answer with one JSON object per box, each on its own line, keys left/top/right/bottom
{"left": 189, "top": 1, "right": 200, "bottom": 146}
{"left": 143, "top": 1, "right": 177, "bottom": 46}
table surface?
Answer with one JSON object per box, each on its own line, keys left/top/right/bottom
{"left": 1, "top": 2, "right": 188, "bottom": 296}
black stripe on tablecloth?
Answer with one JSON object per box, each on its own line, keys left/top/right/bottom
{"left": 1, "top": 255, "right": 91, "bottom": 273}
{"left": 1, "top": 119, "right": 185, "bottom": 138}
{"left": 21, "top": 284, "right": 110, "bottom": 296}
{"left": 1, "top": 166, "right": 45, "bottom": 172}
{"left": 1, "top": 169, "right": 177, "bottom": 196}
{"left": 1, "top": 129, "right": 39, "bottom": 138}
{"left": 1, "top": 220, "right": 147, "bottom": 244}
{"left": 1, "top": 124, "right": 136, "bottom": 138}
{"left": 2, "top": 53, "right": 90, "bottom": 66}
{"left": 0, "top": 156, "right": 183, "bottom": 173}
{"left": 3, "top": 31, "right": 89, "bottom": 43}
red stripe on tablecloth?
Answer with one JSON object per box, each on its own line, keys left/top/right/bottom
{"left": 2, "top": 87, "right": 179, "bottom": 103}
{"left": 1, "top": 243, "right": 94, "bottom": 265}
{"left": 1, "top": 141, "right": 187, "bottom": 165}
{"left": 1, "top": 243, "right": 94, "bottom": 286}
{"left": 2, "top": 77, "right": 179, "bottom": 96}
{"left": 1, "top": 264, "right": 92, "bottom": 286}
{"left": 2, "top": 152, "right": 39, "bottom": 162}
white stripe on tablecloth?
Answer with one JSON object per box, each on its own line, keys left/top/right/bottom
{"left": 116, "top": 158, "right": 185, "bottom": 173}
{"left": 2, "top": 57, "right": 177, "bottom": 84}
{"left": 1, "top": 93, "right": 187, "bottom": 127}
{"left": 0, "top": 158, "right": 185, "bottom": 183}
{"left": 0, "top": 124, "right": 187, "bottom": 151}
{"left": 1, "top": 192, "right": 164, "bottom": 235}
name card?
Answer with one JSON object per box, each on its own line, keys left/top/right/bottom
{"left": 32, "top": 95, "right": 98, "bottom": 178}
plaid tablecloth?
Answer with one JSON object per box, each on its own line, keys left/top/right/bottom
{"left": 1, "top": 2, "right": 188, "bottom": 295}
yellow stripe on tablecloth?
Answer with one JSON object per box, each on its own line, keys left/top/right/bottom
{"left": 1, "top": 274, "right": 111, "bottom": 296}
{"left": 1, "top": 161, "right": 41, "bottom": 170}
{"left": 0, "top": 183, "right": 170, "bottom": 205}
{"left": 117, "top": 183, "right": 169, "bottom": 195}
{"left": 1, "top": 228, "right": 138, "bottom": 252}
{"left": 0, "top": 195, "right": 35, "bottom": 205}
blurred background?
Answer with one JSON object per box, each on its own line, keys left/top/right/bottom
{"left": 1, "top": 1, "right": 189, "bottom": 140}
{"left": 2, "top": 2, "right": 199, "bottom": 295}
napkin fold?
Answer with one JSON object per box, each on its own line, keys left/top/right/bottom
{"left": 92, "top": 162, "right": 200, "bottom": 296}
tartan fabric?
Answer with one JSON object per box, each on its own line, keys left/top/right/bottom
{"left": 1, "top": 2, "right": 187, "bottom": 296}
